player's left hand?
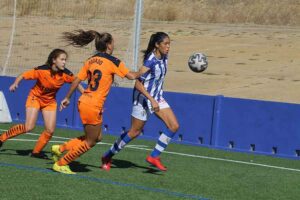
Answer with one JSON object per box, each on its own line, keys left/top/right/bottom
{"left": 9, "top": 83, "right": 18, "bottom": 92}
{"left": 151, "top": 100, "right": 159, "bottom": 112}
{"left": 60, "top": 98, "right": 70, "bottom": 111}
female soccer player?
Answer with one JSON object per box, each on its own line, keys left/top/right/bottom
{"left": 52, "top": 30, "right": 142, "bottom": 174}
{"left": 0, "top": 49, "right": 83, "bottom": 158}
{"left": 102, "top": 32, "right": 179, "bottom": 172}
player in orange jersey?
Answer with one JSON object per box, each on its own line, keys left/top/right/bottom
{"left": 0, "top": 49, "right": 84, "bottom": 158}
{"left": 51, "top": 30, "right": 142, "bottom": 174}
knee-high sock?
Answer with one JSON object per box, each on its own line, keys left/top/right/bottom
{"left": 59, "top": 136, "right": 85, "bottom": 153}
{"left": 0, "top": 124, "right": 26, "bottom": 142}
{"left": 103, "top": 132, "right": 132, "bottom": 158}
{"left": 32, "top": 130, "right": 52, "bottom": 154}
{"left": 57, "top": 140, "right": 91, "bottom": 166}
{"left": 150, "top": 129, "right": 176, "bottom": 158}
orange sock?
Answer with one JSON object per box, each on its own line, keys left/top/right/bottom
{"left": 32, "top": 131, "right": 52, "bottom": 154}
{"left": 0, "top": 124, "right": 26, "bottom": 142}
{"left": 57, "top": 140, "right": 91, "bottom": 166}
{"left": 59, "top": 136, "right": 85, "bottom": 153}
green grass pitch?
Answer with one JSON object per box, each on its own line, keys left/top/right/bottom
{"left": 0, "top": 123, "right": 300, "bottom": 200}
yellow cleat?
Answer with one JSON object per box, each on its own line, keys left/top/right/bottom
{"left": 52, "top": 162, "right": 76, "bottom": 175}
{"left": 51, "top": 145, "right": 62, "bottom": 162}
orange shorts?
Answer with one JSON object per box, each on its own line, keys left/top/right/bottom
{"left": 78, "top": 101, "right": 103, "bottom": 125}
{"left": 25, "top": 95, "right": 57, "bottom": 111}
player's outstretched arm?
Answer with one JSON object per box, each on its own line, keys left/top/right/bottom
{"left": 77, "top": 84, "right": 84, "bottom": 94}
{"left": 125, "top": 66, "right": 148, "bottom": 80}
{"left": 125, "top": 71, "right": 140, "bottom": 80}
{"left": 60, "top": 77, "right": 81, "bottom": 111}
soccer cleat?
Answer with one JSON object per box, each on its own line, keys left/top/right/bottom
{"left": 101, "top": 156, "right": 112, "bottom": 171}
{"left": 51, "top": 145, "right": 62, "bottom": 162}
{"left": 0, "top": 140, "right": 3, "bottom": 149}
{"left": 31, "top": 152, "right": 49, "bottom": 159}
{"left": 52, "top": 162, "right": 76, "bottom": 175}
{"left": 146, "top": 156, "right": 167, "bottom": 171}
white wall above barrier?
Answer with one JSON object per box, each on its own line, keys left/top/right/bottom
{"left": 0, "top": 91, "right": 12, "bottom": 123}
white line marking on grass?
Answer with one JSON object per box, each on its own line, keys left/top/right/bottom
{"left": 9, "top": 137, "right": 112, "bottom": 146}
{"left": 25, "top": 132, "right": 72, "bottom": 140}
{"left": 1, "top": 129, "right": 147, "bottom": 147}
{"left": 163, "top": 149, "right": 300, "bottom": 173}
{"left": 10, "top": 136, "right": 147, "bottom": 148}
{"left": 10, "top": 138, "right": 65, "bottom": 143}
{"left": 2, "top": 129, "right": 300, "bottom": 173}
{"left": 127, "top": 145, "right": 149, "bottom": 148}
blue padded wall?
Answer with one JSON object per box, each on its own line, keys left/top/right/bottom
{"left": 214, "top": 96, "right": 300, "bottom": 157}
{"left": 1, "top": 76, "right": 300, "bottom": 159}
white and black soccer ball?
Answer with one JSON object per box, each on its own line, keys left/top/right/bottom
{"left": 188, "top": 53, "right": 208, "bottom": 73}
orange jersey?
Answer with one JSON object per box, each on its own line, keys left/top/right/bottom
{"left": 22, "top": 65, "right": 75, "bottom": 103}
{"left": 77, "top": 52, "right": 129, "bottom": 108}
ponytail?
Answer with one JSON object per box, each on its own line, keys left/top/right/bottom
{"left": 62, "top": 29, "right": 113, "bottom": 52}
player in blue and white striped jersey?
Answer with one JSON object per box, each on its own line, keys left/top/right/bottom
{"left": 102, "top": 32, "right": 179, "bottom": 171}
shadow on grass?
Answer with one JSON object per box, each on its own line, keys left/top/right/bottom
{"left": 45, "top": 159, "right": 162, "bottom": 174}
{"left": 0, "top": 149, "right": 163, "bottom": 174}
{"left": 0, "top": 148, "right": 51, "bottom": 160}
{"left": 69, "top": 161, "right": 92, "bottom": 172}
{"left": 112, "top": 158, "right": 163, "bottom": 175}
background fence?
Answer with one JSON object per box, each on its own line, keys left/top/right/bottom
{"left": 1, "top": 0, "right": 300, "bottom": 103}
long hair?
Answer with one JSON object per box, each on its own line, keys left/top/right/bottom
{"left": 45, "top": 49, "right": 67, "bottom": 66}
{"left": 143, "top": 32, "right": 169, "bottom": 61}
{"left": 62, "top": 29, "right": 113, "bottom": 52}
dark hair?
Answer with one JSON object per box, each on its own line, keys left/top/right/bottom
{"left": 46, "top": 48, "right": 67, "bottom": 66}
{"left": 62, "top": 29, "right": 113, "bottom": 52}
{"left": 143, "top": 32, "right": 169, "bottom": 61}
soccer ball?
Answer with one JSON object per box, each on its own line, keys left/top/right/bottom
{"left": 188, "top": 53, "right": 208, "bottom": 73}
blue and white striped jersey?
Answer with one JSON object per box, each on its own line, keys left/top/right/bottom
{"left": 133, "top": 52, "right": 168, "bottom": 108}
